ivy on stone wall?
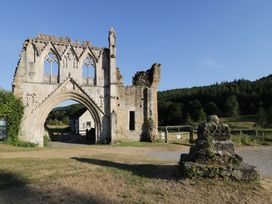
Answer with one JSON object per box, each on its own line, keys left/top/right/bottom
{"left": 0, "top": 89, "right": 24, "bottom": 142}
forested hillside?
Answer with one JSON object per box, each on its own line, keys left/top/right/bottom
{"left": 158, "top": 75, "right": 272, "bottom": 127}
{"left": 46, "top": 75, "right": 272, "bottom": 128}
{"left": 46, "top": 103, "right": 83, "bottom": 126}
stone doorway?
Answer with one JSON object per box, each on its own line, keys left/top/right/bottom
{"left": 45, "top": 100, "right": 97, "bottom": 145}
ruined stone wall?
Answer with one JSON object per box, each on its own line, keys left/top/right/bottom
{"left": 12, "top": 34, "right": 111, "bottom": 146}
{"left": 12, "top": 30, "right": 160, "bottom": 146}
{"left": 114, "top": 64, "right": 161, "bottom": 141}
{"left": 115, "top": 86, "right": 145, "bottom": 141}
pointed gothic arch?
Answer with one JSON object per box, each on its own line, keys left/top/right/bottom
{"left": 82, "top": 54, "right": 96, "bottom": 85}
{"left": 36, "top": 89, "right": 102, "bottom": 144}
{"left": 43, "top": 50, "right": 59, "bottom": 83}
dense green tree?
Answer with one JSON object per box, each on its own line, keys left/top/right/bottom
{"left": 224, "top": 96, "right": 240, "bottom": 117}
{"left": 0, "top": 90, "right": 24, "bottom": 141}
{"left": 187, "top": 100, "right": 207, "bottom": 122}
{"left": 266, "top": 106, "right": 272, "bottom": 128}
{"left": 204, "top": 101, "right": 220, "bottom": 116}
{"left": 158, "top": 101, "right": 183, "bottom": 125}
{"left": 198, "top": 108, "right": 207, "bottom": 122}
{"left": 256, "top": 107, "right": 267, "bottom": 127}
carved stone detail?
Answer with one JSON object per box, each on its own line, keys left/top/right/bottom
{"left": 36, "top": 34, "right": 72, "bottom": 44}
{"left": 73, "top": 47, "right": 85, "bottom": 59}
{"left": 25, "top": 93, "right": 39, "bottom": 106}
{"left": 33, "top": 42, "right": 48, "bottom": 55}
{"left": 55, "top": 45, "right": 68, "bottom": 56}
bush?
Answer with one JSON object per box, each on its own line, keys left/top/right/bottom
{"left": 0, "top": 90, "right": 24, "bottom": 142}
{"left": 43, "top": 136, "right": 50, "bottom": 147}
{"left": 8, "top": 140, "right": 37, "bottom": 148}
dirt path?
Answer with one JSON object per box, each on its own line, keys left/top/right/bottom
{"left": 146, "top": 146, "right": 272, "bottom": 178}
{"left": 237, "top": 146, "right": 272, "bottom": 178}
{"left": 0, "top": 142, "right": 188, "bottom": 159}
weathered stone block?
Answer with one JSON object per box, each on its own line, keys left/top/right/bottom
{"left": 213, "top": 140, "right": 235, "bottom": 156}
{"left": 198, "top": 122, "right": 230, "bottom": 141}
{"left": 232, "top": 163, "right": 260, "bottom": 181}
{"left": 179, "top": 115, "right": 260, "bottom": 181}
{"left": 179, "top": 161, "right": 260, "bottom": 181}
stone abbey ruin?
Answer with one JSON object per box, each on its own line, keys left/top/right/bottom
{"left": 12, "top": 28, "right": 160, "bottom": 146}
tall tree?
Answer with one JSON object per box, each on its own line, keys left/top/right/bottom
{"left": 256, "top": 107, "right": 267, "bottom": 127}
{"left": 266, "top": 105, "right": 272, "bottom": 128}
{"left": 204, "top": 101, "right": 220, "bottom": 116}
{"left": 188, "top": 100, "right": 207, "bottom": 122}
{"left": 224, "top": 95, "right": 240, "bottom": 117}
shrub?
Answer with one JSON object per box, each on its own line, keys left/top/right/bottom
{"left": 8, "top": 140, "right": 37, "bottom": 148}
{"left": 0, "top": 89, "right": 24, "bottom": 142}
{"left": 43, "top": 136, "right": 50, "bottom": 147}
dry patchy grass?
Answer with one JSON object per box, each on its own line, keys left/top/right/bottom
{"left": 0, "top": 143, "right": 271, "bottom": 204}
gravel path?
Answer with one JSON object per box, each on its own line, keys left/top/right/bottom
{"left": 146, "top": 146, "right": 272, "bottom": 178}
{"left": 237, "top": 146, "right": 272, "bottom": 178}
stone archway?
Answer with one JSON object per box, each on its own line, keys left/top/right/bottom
{"left": 19, "top": 76, "right": 104, "bottom": 146}
{"left": 37, "top": 90, "right": 102, "bottom": 144}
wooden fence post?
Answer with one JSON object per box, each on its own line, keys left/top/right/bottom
{"left": 189, "top": 126, "right": 194, "bottom": 143}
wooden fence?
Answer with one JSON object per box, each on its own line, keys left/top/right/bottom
{"left": 230, "top": 129, "right": 272, "bottom": 137}
{"left": 158, "top": 125, "right": 272, "bottom": 143}
{"left": 158, "top": 125, "right": 195, "bottom": 143}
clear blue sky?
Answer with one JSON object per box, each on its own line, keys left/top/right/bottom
{"left": 0, "top": 0, "right": 272, "bottom": 92}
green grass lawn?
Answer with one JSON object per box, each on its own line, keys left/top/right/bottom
{"left": 221, "top": 115, "right": 257, "bottom": 129}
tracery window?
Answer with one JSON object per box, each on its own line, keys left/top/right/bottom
{"left": 44, "top": 52, "right": 59, "bottom": 83}
{"left": 82, "top": 55, "right": 95, "bottom": 85}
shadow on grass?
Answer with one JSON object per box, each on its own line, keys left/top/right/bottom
{"left": 0, "top": 172, "right": 27, "bottom": 190}
{"left": 0, "top": 171, "right": 107, "bottom": 203}
{"left": 72, "top": 157, "right": 179, "bottom": 180}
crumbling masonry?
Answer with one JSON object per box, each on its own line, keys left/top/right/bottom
{"left": 12, "top": 28, "right": 160, "bottom": 146}
{"left": 179, "top": 115, "right": 260, "bottom": 181}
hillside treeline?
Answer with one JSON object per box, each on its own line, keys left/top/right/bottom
{"left": 158, "top": 75, "right": 272, "bottom": 127}
{"left": 46, "top": 103, "right": 83, "bottom": 126}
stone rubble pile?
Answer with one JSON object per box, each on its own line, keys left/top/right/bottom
{"left": 179, "top": 115, "right": 260, "bottom": 181}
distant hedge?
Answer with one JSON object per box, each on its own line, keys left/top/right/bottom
{"left": 0, "top": 89, "right": 24, "bottom": 142}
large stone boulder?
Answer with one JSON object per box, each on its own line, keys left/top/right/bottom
{"left": 179, "top": 115, "right": 260, "bottom": 181}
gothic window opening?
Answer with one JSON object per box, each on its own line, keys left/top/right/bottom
{"left": 129, "top": 111, "right": 135, "bottom": 130}
{"left": 44, "top": 52, "right": 59, "bottom": 83}
{"left": 82, "top": 56, "right": 95, "bottom": 85}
